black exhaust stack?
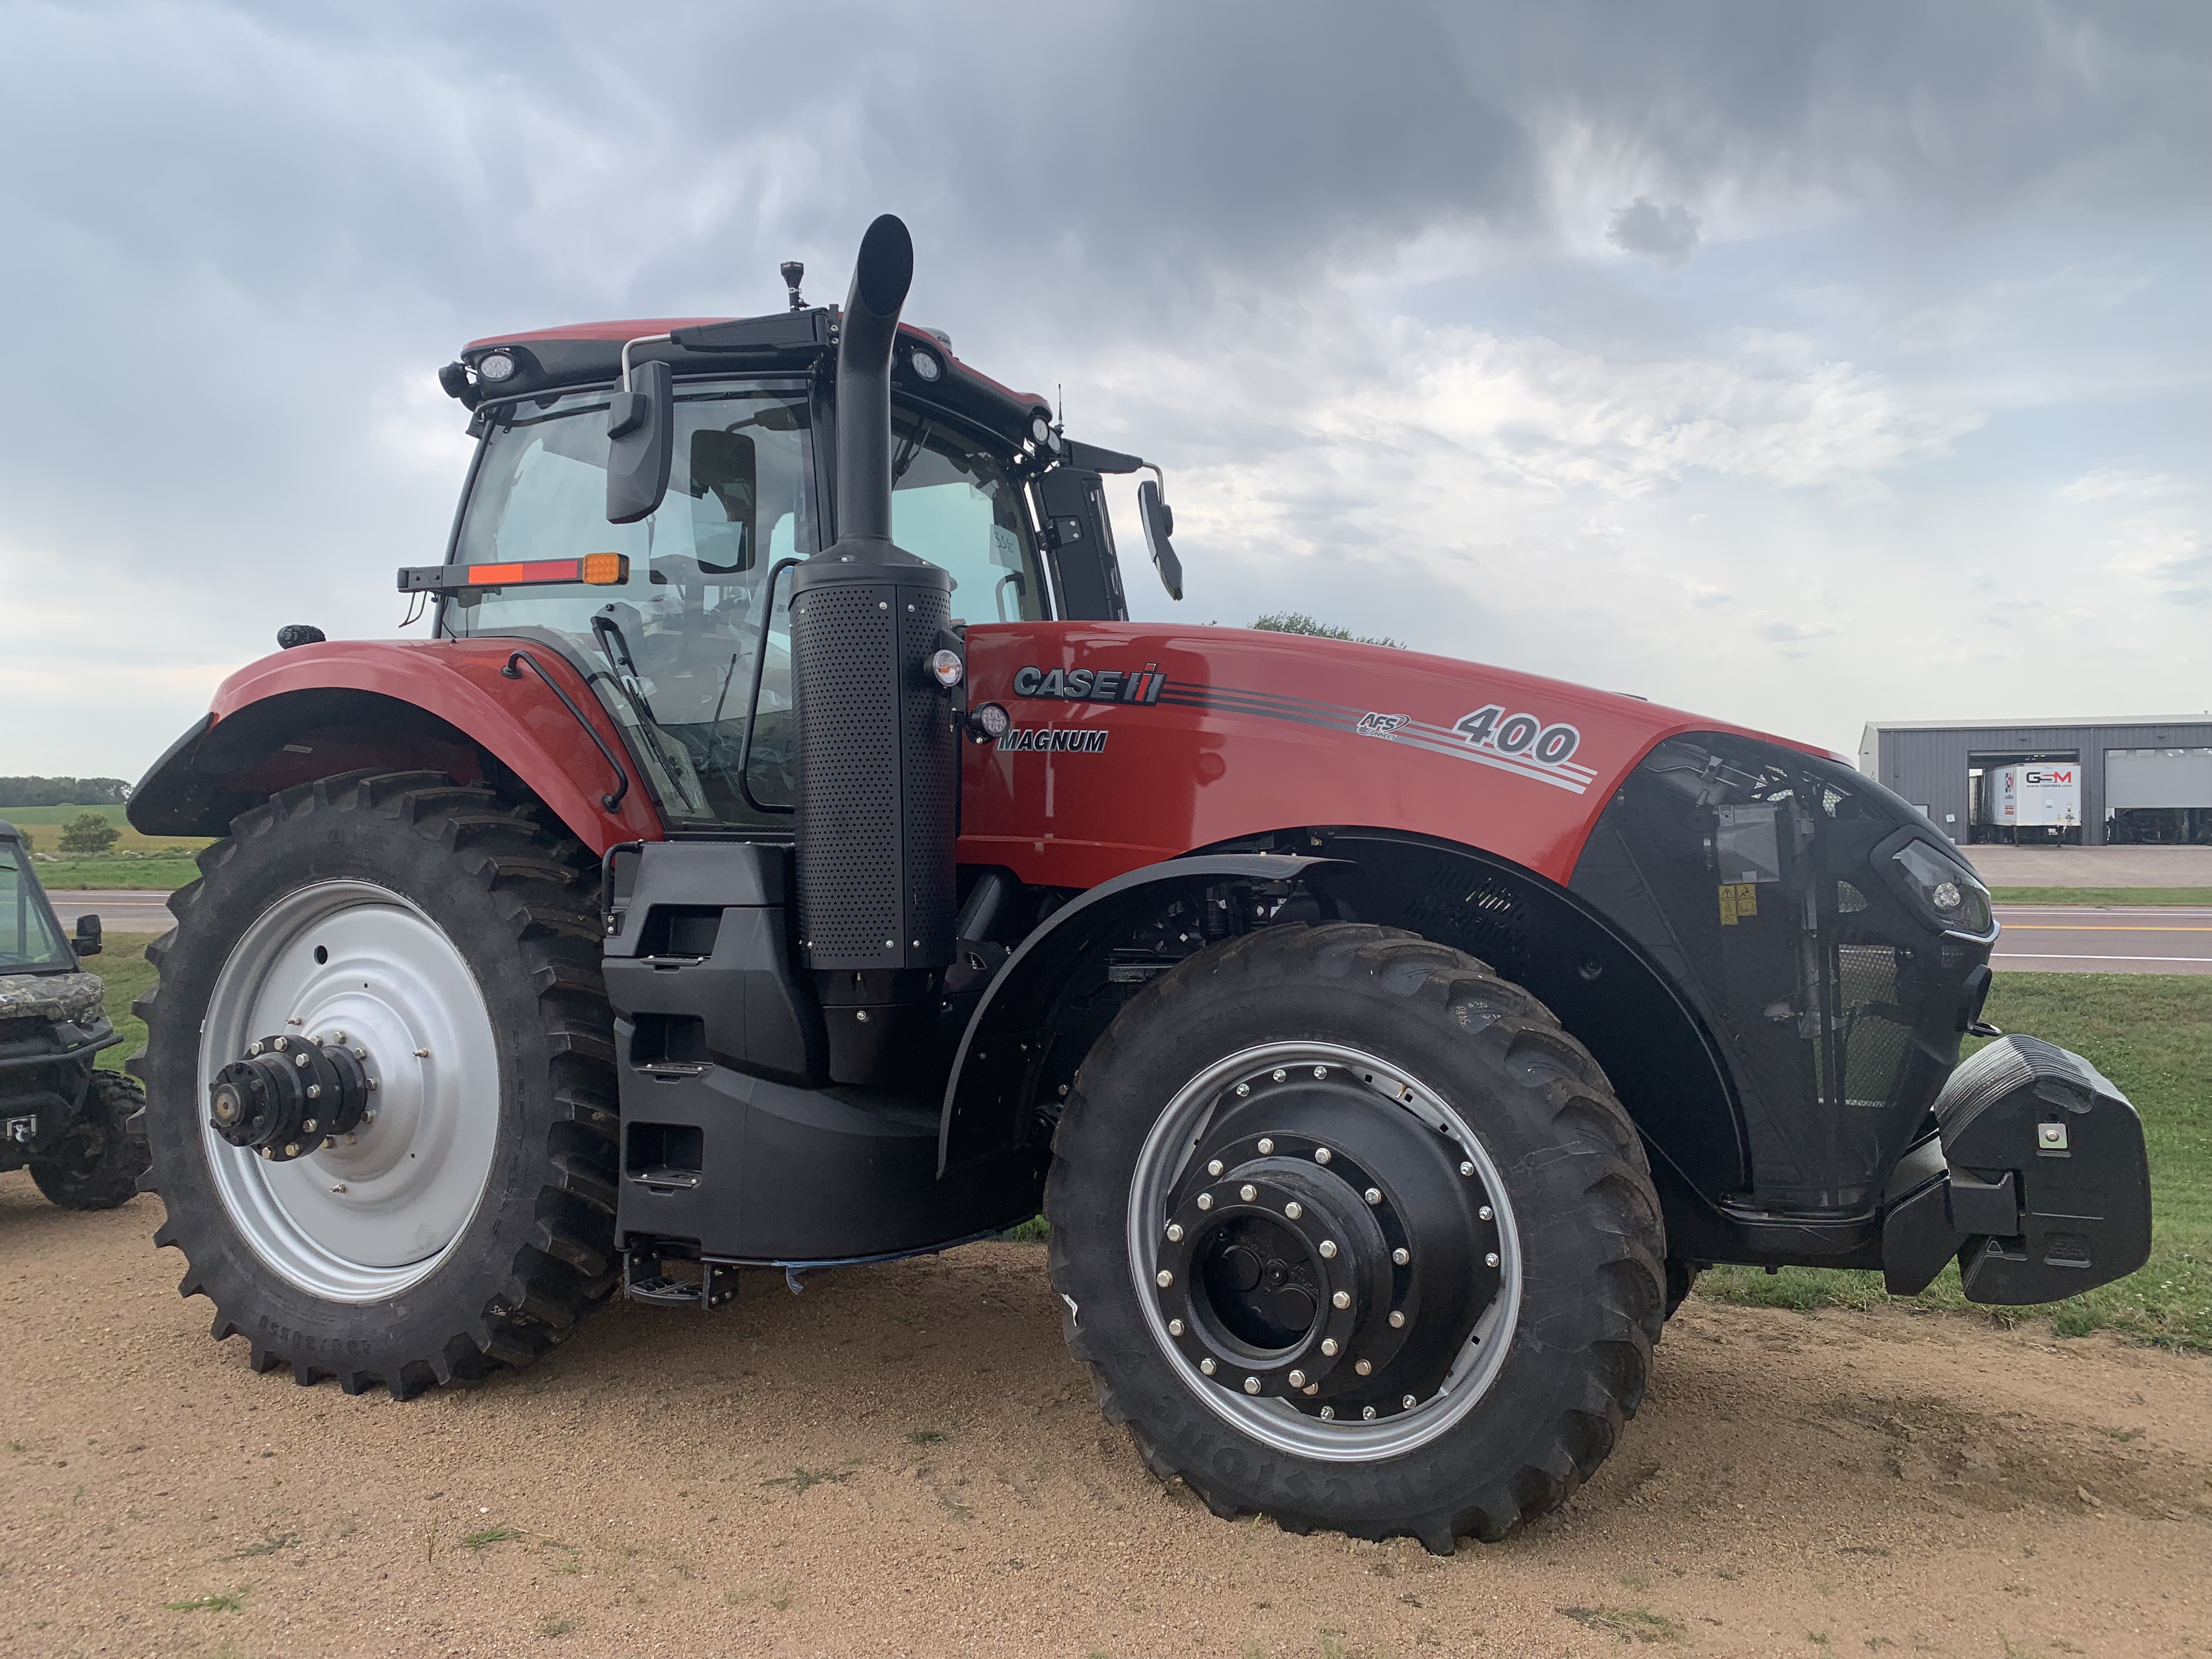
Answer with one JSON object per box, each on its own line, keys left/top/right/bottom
{"left": 789, "top": 215, "right": 960, "bottom": 1085}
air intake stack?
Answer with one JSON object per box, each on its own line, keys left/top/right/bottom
{"left": 789, "top": 214, "right": 960, "bottom": 1085}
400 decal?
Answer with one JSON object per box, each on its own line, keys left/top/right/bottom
{"left": 1452, "top": 704, "right": 1581, "bottom": 768}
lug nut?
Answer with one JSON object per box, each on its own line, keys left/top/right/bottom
{"left": 1401, "top": 1394, "right": 1417, "bottom": 1410}
{"left": 1364, "top": 1187, "right": 1381, "bottom": 1205}
{"left": 353, "top": 1047, "right": 367, "bottom": 1060}
{"left": 1156, "top": 1269, "right": 1174, "bottom": 1288}
{"left": 331, "top": 1031, "right": 346, "bottom": 1044}
{"left": 330, "top": 1182, "right": 346, "bottom": 1193}
{"left": 1303, "top": 1384, "right": 1319, "bottom": 1396}
{"left": 1321, "top": 1338, "right": 1340, "bottom": 1356}
{"left": 414, "top": 1047, "right": 431, "bottom": 1059}
{"left": 1389, "top": 1310, "right": 1406, "bottom": 1329}
{"left": 365, "top": 1079, "right": 378, "bottom": 1092}
{"left": 1312, "top": 1066, "right": 1327, "bottom": 1079}
{"left": 1314, "top": 1147, "right": 1333, "bottom": 1165}
{"left": 302, "top": 1119, "right": 318, "bottom": 1135}
{"left": 248, "top": 1041, "right": 263, "bottom": 1056}
{"left": 1319, "top": 1240, "right": 1338, "bottom": 1259}
{"left": 283, "top": 1143, "right": 300, "bottom": 1158}
{"left": 306, "top": 1085, "right": 321, "bottom": 1100}
{"left": 1167, "top": 1318, "right": 1184, "bottom": 1336}
{"left": 1207, "top": 1159, "right": 1224, "bottom": 1176}
{"left": 1197, "top": 1193, "right": 1214, "bottom": 1210}
{"left": 258, "top": 1147, "right": 274, "bottom": 1159}
{"left": 1271, "top": 1069, "right": 1286, "bottom": 1082}
{"left": 1332, "top": 1291, "right": 1351, "bottom": 1310}
{"left": 1257, "top": 1137, "right": 1274, "bottom": 1154}
{"left": 1199, "top": 1358, "right": 1216, "bottom": 1376}
{"left": 1243, "top": 1376, "right": 1261, "bottom": 1395}
{"left": 323, "top": 1137, "right": 337, "bottom": 1151}
{"left": 363, "top": 1110, "right": 377, "bottom": 1125}
{"left": 1319, "top": 1406, "right": 1335, "bottom": 1420}
{"left": 1355, "top": 1358, "right": 1372, "bottom": 1376}
{"left": 1234, "top": 1082, "right": 1249, "bottom": 1097}
{"left": 1459, "top": 1160, "right": 1475, "bottom": 1177}
{"left": 1478, "top": 1205, "right": 1493, "bottom": 1221}
{"left": 1392, "top": 1247, "right": 1409, "bottom": 1266}
{"left": 1288, "top": 1369, "right": 1306, "bottom": 1387}
{"left": 272, "top": 1037, "right": 288, "bottom": 1052}
{"left": 1166, "top": 1223, "right": 1184, "bottom": 1242}
{"left": 1362, "top": 1406, "right": 1378, "bottom": 1421}
{"left": 1284, "top": 1201, "right": 1302, "bottom": 1220}
{"left": 1239, "top": 1184, "right": 1258, "bottom": 1202}
{"left": 1485, "top": 1251, "right": 1500, "bottom": 1268}
{"left": 294, "top": 1053, "right": 311, "bottom": 1069}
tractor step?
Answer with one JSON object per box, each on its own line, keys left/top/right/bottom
{"left": 620, "top": 1249, "right": 738, "bottom": 1311}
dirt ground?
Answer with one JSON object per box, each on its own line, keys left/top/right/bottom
{"left": 3, "top": 1175, "right": 2208, "bottom": 1659}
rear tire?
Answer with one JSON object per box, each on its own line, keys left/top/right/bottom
{"left": 29, "top": 1070, "right": 149, "bottom": 1210}
{"left": 132, "top": 772, "right": 620, "bottom": 1396}
{"left": 1045, "top": 923, "right": 1665, "bottom": 1550}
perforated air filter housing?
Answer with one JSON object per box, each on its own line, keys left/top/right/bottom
{"left": 789, "top": 549, "right": 957, "bottom": 972}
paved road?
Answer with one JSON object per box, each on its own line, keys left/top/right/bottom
{"left": 52, "top": 891, "right": 2210, "bottom": 974}
{"left": 1991, "top": 904, "right": 2212, "bottom": 975}
{"left": 43, "top": 888, "right": 177, "bottom": 933}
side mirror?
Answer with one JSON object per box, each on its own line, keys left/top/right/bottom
{"left": 1137, "top": 478, "right": 1183, "bottom": 601}
{"left": 607, "top": 358, "right": 675, "bottom": 524}
{"left": 74, "top": 915, "right": 103, "bottom": 957}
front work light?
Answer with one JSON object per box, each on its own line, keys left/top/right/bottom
{"left": 928, "top": 647, "right": 965, "bottom": 689}
{"left": 1889, "top": 838, "right": 1994, "bottom": 936}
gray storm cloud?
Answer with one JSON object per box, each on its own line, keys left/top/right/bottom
{"left": 1607, "top": 199, "right": 1701, "bottom": 268}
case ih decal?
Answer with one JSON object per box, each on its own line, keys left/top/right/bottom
{"left": 1013, "top": 664, "right": 1169, "bottom": 703}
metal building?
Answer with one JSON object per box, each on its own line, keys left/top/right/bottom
{"left": 1858, "top": 717, "right": 2212, "bottom": 847}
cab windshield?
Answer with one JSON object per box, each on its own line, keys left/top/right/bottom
{"left": 444, "top": 377, "right": 1046, "bottom": 831}
{"left": 1, "top": 840, "right": 72, "bottom": 972}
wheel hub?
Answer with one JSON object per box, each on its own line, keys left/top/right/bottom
{"left": 1148, "top": 1060, "right": 1503, "bottom": 1425}
{"left": 209, "top": 1031, "right": 379, "bottom": 1161}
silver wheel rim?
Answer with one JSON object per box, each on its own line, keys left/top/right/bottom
{"left": 1126, "top": 1040, "right": 1523, "bottom": 1461}
{"left": 198, "top": 880, "right": 500, "bottom": 1302}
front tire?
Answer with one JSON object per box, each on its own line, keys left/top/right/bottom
{"left": 29, "top": 1070, "right": 149, "bottom": 1210}
{"left": 1045, "top": 923, "right": 1665, "bottom": 1550}
{"left": 132, "top": 772, "right": 620, "bottom": 1396}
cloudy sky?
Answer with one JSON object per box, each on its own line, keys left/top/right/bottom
{"left": 1, "top": 1, "right": 2205, "bottom": 778}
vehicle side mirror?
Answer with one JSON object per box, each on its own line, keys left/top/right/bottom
{"left": 1138, "top": 478, "right": 1183, "bottom": 601}
{"left": 74, "top": 915, "right": 102, "bottom": 957}
{"left": 607, "top": 358, "right": 675, "bottom": 524}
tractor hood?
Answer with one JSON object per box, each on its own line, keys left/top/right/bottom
{"left": 955, "top": 621, "right": 1835, "bottom": 891}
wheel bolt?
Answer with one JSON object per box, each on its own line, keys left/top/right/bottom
{"left": 1303, "top": 1384, "right": 1319, "bottom": 1396}
{"left": 1199, "top": 1358, "right": 1216, "bottom": 1376}
{"left": 306, "top": 1085, "right": 321, "bottom": 1100}
{"left": 1284, "top": 1201, "right": 1302, "bottom": 1220}
{"left": 366, "top": 1079, "right": 378, "bottom": 1092}
{"left": 1234, "top": 1082, "right": 1249, "bottom": 1097}
{"left": 363, "top": 1110, "right": 377, "bottom": 1125}
{"left": 1331, "top": 1291, "right": 1350, "bottom": 1310}
{"left": 1271, "top": 1069, "right": 1286, "bottom": 1082}
{"left": 1167, "top": 1318, "right": 1184, "bottom": 1336}
{"left": 1362, "top": 1406, "right": 1377, "bottom": 1420}
{"left": 1389, "top": 1310, "right": 1406, "bottom": 1329}
{"left": 1312, "top": 1066, "right": 1326, "bottom": 1079}
{"left": 1319, "top": 1240, "right": 1338, "bottom": 1259}
{"left": 1239, "top": 1184, "right": 1257, "bottom": 1202}
{"left": 1244, "top": 1376, "right": 1262, "bottom": 1394}
{"left": 1198, "top": 1193, "right": 1213, "bottom": 1210}
{"left": 1314, "top": 1148, "right": 1333, "bottom": 1165}
{"left": 1485, "top": 1251, "right": 1500, "bottom": 1268}
{"left": 1479, "top": 1205, "right": 1493, "bottom": 1221}
{"left": 1207, "top": 1159, "right": 1224, "bottom": 1176}
{"left": 1257, "top": 1137, "right": 1274, "bottom": 1154}
{"left": 1364, "top": 1187, "right": 1381, "bottom": 1205}
{"left": 1321, "top": 1338, "right": 1339, "bottom": 1356}
{"left": 248, "top": 1041, "right": 263, "bottom": 1056}
{"left": 294, "top": 1053, "right": 311, "bottom": 1069}
{"left": 272, "top": 1037, "right": 288, "bottom": 1052}
{"left": 283, "top": 1143, "right": 300, "bottom": 1158}
{"left": 1392, "top": 1248, "right": 1409, "bottom": 1266}
{"left": 1319, "top": 1406, "right": 1335, "bottom": 1420}
{"left": 1155, "top": 1269, "right": 1174, "bottom": 1288}
{"left": 414, "top": 1047, "right": 431, "bottom": 1059}
{"left": 258, "top": 1147, "right": 274, "bottom": 1159}
{"left": 1401, "top": 1394, "right": 1417, "bottom": 1410}
{"left": 1355, "top": 1358, "right": 1372, "bottom": 1376}
{"left": 1288, "top": 1369, "right": 1306, "bottom": 1387}
{"left": 331, "top": 1031, "right": 346, "bottom": 1044}
{"left": 302, "top": 1119, "right": 318, "bottom": 1134}
{"left": 1166, "top": 1223, "right": 1183, "bottom": 1242}
{"left": 1459, "top": 1160, "right": 1475, "bottom": 1177}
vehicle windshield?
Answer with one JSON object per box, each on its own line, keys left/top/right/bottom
{"left": 1, "top": 840, "right": 73, "bottom": 972}
{"left": 444, "top": 377, "right": 1046, "bottom": 830}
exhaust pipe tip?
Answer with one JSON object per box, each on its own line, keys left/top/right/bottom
{"left": 848, "top": 214, "right": 913, "bottom": 325}
{"left": 831, "top": 213, "right": 916, "bottom": 548}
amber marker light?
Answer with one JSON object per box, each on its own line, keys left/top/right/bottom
{"left": 397, "top": 553, "right": 630, "bottom": 595}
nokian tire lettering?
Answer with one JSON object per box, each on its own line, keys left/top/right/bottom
{"left": 130, "top": 771, "right": 619, "bottom": 1397}
{"left": 1044, "top": 923, "right": 1667, "bottom": 1550}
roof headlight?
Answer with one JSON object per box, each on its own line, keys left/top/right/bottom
{"left": 476, "top": 351, "right": 517, "bottom": 383}
{"left": 1031, "top": 416, "right": 1052, "bottom": 444}
{"left": 910, "top": 349, "right": 941, "bottom": 382}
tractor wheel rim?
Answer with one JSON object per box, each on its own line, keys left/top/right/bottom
{"left": 1126, "top": 1040, "right": 1522, "bottom": 1461}
{"left": 198, "top": 880, "right": 500, "bottom": 1302}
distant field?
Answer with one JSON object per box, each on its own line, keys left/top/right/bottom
{"left": 1991, "top": 886, "right": 2212, "bottom": 907}
{"left": 87, "top": 932, "right": 161, "bottom": 1073}
{"left": 2, "top": 802, "right": 213, "bottom": 887}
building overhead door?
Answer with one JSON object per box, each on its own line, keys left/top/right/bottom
{"left": 2106, "top": 749, "right": 2212, "bottom": 810}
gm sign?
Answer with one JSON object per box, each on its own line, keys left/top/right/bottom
{"left": 2024, "top": 769, "right": 2074, "bottom": 785}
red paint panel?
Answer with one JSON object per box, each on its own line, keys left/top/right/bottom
{"left": 207, "top": 640, "right": 661, "bottom": 855}
{"left": 956, "top": 623, "right": 1823, "bottom": 889}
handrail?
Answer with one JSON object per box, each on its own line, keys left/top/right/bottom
{"left": 499, "top": 649, "right": 631, "bottom": 811}
{"left": 737, "top": 557, "right": 802, "bottom": 816}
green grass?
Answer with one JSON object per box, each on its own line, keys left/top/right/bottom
{"left": 1990, "top": 887, "right": 2212, "bottom": 907}
{"left": 33, "top": 852, "right": 201, "bottom": 890}
{"left": 2, "top": 802, "right": 213, "bottom": 873}
{"left": 1701, "top": 974, "right": 2211, "bottom": 1352}
{"left": 85, "top": 932, "right": 162, "bottom": 1073}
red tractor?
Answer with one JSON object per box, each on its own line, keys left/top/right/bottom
{"left": 127, "top": 217, "right": 2151, "bottom": 1550}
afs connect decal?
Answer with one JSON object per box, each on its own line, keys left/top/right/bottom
{"left": 1007, "top": 662, "right": 1595, "bottom": 794}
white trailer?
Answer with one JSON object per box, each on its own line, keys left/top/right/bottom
{"left": 1979, "top": 763, "right": 2082, "bottom": 842}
